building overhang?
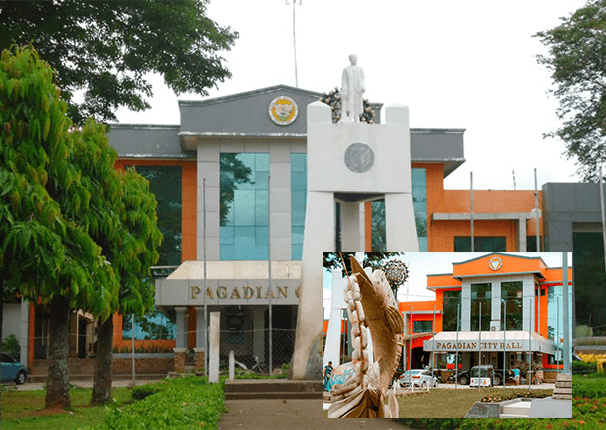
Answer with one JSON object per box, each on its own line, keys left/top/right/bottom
{"left": 423, "top": 331, "right": 555, "bottom": 355}
{"left": 432, "top": 212, "right": 536, "bottom": 221}
{"left": 179, "top": 132, "right": 307, "bottom": 151}
{"left": 155, "top": 260, "right": 302, "bottom": 307}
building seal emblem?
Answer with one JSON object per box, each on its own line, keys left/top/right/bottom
{"left": 269, "top": 96, "right": 298, "bottom": 126}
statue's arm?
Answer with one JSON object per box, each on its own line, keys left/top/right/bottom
{"left": 361, "top": 68, "right": 365, "bottom": 93}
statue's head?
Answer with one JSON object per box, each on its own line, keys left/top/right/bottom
{"left": 349, "top": 54, "right": 358, "bottom": 65}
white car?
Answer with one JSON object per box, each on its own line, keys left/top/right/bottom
{"left": 399, "top": 369, "right": 439, "bottom": 389}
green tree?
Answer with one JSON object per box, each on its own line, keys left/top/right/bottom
{"left": 0, "top": 45, "right": 118, "bottom": 409}
{"left": 536, "top": 1, "right": 606, "bottom": 181}
{"left": 0, "top": 0, "right": 238, "bottom": 124}
{"left": 323, "top": 252, "right": 405, "bottom": 276}
{"left": 90, "top": 166, "right": 162, "bottom": 405}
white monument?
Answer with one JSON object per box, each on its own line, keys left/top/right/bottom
{"left": 290, "top": 61, "right": 419, "bottom": 379}
{"left": 341, "top": 54, "right": 365, "bottom": 123}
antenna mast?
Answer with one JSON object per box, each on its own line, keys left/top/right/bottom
{"left": 286, "top": 1, "right": 302, "bottom": 87}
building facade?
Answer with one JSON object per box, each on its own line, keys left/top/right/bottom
{"left": 4, "top": 84, "right": 593, "bottom": 376}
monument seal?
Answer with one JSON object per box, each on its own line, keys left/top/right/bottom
{"left": 344, "top": 142, "right": 374, "bottom": 173}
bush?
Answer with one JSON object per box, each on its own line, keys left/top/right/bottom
{"left": 90, "top": 376, "right": 227, "bottom": 429}
{"left": 573, "top": 374, "right": 606, "bottom": 398}
{"left": 0, "top": 335, "right": 20, "bottom": 360}
{"left": 573, "top": 360, "right": 597, "bottom": 375}
{"left": 130, "top": 383, "right": 165, "bottom": 401}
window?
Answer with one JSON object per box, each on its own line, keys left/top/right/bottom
{"left": 573, "top": 232, "right": 606, "bottom": 337}
{"left": 220, "top": 153, "right": 269, "bottom": 260}
{"left": 291, "top": 153, "right": 307, "bottom": 260}
{"left": 454, "top": 237, "right": 506, "bottom": 252}
{"left": 470, "top": 283, "right": 491, "bottom": 331}
{"left": 501, "top": 281, "right": 523, "bottom": 331}
{"left": 526, "top": 236, "right": 543, "bottom": 252}
{"left": 122, "top": 307, "right": 176, "bottom": 340}
{"left": 413, "top": 320, "right": 433, "bottom": 333}
{"left": 131, "top": 165, "right": 182, "bottom": 266}
{"left": 371, "top": 168, "right": 427, "bottom": 251}
{"left": 443, "top": 290, "right": 461, "bottom": 331}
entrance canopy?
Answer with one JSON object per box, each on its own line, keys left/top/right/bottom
{"left": 423, "top": 331, "right": 554, "bottom": 355}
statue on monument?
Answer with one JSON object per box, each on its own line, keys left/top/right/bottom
{"left": 327, "top": 256, "right": 403, "bottom": 418}
{"left": 341, "top": 54, "right": 365, "bottom": 123}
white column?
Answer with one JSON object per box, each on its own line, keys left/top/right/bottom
{"left": 194, "top": 307, "right": 206, "bottom": 351}
{"left": 175, "top": 307, "right": 187, "bottom": 349}
{"left": 324, "top": 270, "right": 345, "bottom": 367}
{"left": 519, "top": 216, "right": 527, "bottom": 252}
{"left": 209, "top": 312, "right": 220, "bottom": 383}
{"left": 385, "top": 193, "right": 419, "bottom": 251}
{"left": 341, "top": 202, "right": 360, "bottom": 251}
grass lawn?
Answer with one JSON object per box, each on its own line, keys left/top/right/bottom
{"left": 1, "top": 386, "right": 132, "bottom": 430}
{"left": 322, "top": 387, "right": 552, "bottom": 419}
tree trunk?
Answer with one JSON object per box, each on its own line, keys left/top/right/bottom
{"left": 91, "top": 316, "right": 113, "bottom": 405}
{"left": 45, "top": 295, "right": 71, "bottom": 409}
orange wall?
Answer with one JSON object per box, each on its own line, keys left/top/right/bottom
{"left": 452, "top": 254, "right": 546, "bottom": 279}
{"left": 364, "top": 164, "right": 544, "bottom": 252}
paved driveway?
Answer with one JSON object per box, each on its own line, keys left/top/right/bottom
{"left": 219, "top": 399, "right": 412, "bottom": 430}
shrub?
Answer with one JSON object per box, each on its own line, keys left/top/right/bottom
{"left": 91, "top": 376, "right": 227, "bottom": 430}
{"left": 573, "top": 360, "right": 597, "bottom": 375}
{"left": 130, "top": 383, "right": 165, "bottom": 401}
{"left": 0, "top": 334, "right": 20, "bottom": 360}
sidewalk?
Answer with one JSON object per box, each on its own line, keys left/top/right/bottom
{"left": 219, "top": 399, "right": 412, "bottom": 430}
{"left": 3, "top": 379, "right": 162, "bottom": 391}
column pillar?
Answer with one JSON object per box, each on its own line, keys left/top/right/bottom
{"left": 209, "top": 311, "right": 221, "bottom": 383}
{"left": 174, "top": 307, "right": 187, "bottom": 371}
{"left": 194, "top": 307, "right": 206, "bottom": 370}
{"left": 385, "top": 193, "right": 419, "bottom": 251}
{"left": 20, "top": 299, "right": 29, "bottom": 368}
{"left": 519, "top": 216, "right": 527, "bottom": 251}
{"left": 341, "top": 202, "right": 360, "bottom": 251}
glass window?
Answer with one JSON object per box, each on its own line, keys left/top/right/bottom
{"left": 501, "top": 281, "right": 523, "bottom": 331}
{"left": 443, "top": 290, "right": 461, "bottom": 331}
{"left": 526, "top": 236, "right": 543, "bottom": 252}
{"left": 413, "top": 320, "right": 433, "bottom": 333}
{"left": 220, "top": 153, "right": 269, "bottom": 260}
{"left": 573, "top": 232, "right": 606, "bottom": 337}
{"left": 454, "top": 237, "right": 506, "bottom": 252}
{"left": 291, "top": 153, "right": 307, "bottom": 260}
{"left": 129, "top": 165, "right": 182, "bottom": 266}
{"left": 122, "top": 307, "right": 176, "bottom": 340}
{"left": 470, "top": 283, "right": 491, "bottom": 331}
{"left": 371, "top": 168, "right": 427, "bottom": 252}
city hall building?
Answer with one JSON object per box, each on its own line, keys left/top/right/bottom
{"left": 399, "top": 253, "right": 571, "bottom": 380}
{"left": 2, "top": 84, "right": 597, "bottom": 377}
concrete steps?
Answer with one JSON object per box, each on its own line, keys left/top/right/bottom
{"left": 224, "top": 379, "right": 323, "bottom": 400}
{"left": 553, "top": 373, "right": 572, "bottom": 400}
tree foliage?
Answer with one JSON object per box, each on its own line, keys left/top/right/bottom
{"left": 0, "top": 0, "right": 238, "bottom": 124}
{"left": 536, "top": 1, "right": 606, "bottom": 181}
{"left": 0, "top": 45, "right": 114, "bottom": 312}
{"left": 323, "top": 252, "right": 405, "bottom": 276}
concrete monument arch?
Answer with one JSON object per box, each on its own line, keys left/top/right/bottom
{"left": 290, "top": 99, "right": 419, "bottom": 380}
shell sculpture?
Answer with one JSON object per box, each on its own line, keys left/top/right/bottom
{"left": 327, "top": 256, "right": 404, "bottom": 418}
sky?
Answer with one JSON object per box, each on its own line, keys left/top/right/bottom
{"left": 115, "top": 0, "right": 589, "bottom": 191}
{"left": 322, "top": 252, "right": 573, "bottom": 318}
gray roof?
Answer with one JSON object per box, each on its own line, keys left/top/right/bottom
{"left": 108, "top": 85, "right": 465, "bottom": 177}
